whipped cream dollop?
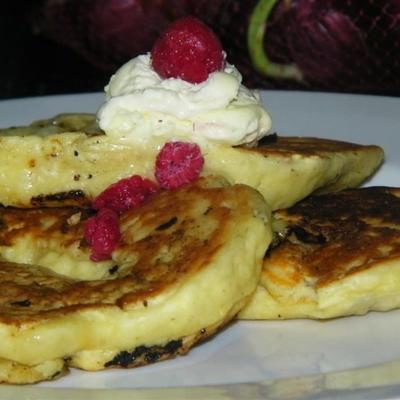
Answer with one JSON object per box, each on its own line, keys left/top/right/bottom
{"left": 97, "top": 53, "right": 272, "bottom": 146}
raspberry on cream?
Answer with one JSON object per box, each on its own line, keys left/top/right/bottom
{"left": 151, "top": 16, "right": 225, "bottom": 84}
{"left": 97, "top": 53, "right": 272, "bottom": 146}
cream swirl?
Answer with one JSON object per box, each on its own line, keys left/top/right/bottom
{"left": 97, "top": 53, "right": 272, "bottom": 145}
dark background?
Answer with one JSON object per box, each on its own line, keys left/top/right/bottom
{"left": 2, "top": 1, "right": 400, "bottom": 100}
{"left": 0, "top": 3, "right": 109, "bottom": 100}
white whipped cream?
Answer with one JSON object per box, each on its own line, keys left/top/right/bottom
{"left": 97, "top": 53, "right": 272, "bottom": 146}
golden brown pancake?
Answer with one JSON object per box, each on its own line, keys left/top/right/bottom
{"left": 0, "top": 114, "right": 383, "bottom": 209}
{"left": 0, "top": 177, "right": 272, "bottom": 384}
{"left": 239, "top": 186, "right": 400, "bottom": 320}
{"left": 0, "top": 113, "right": 101, "bottom": 137}
{"left": 206, "top": 134, "right": 383, "bottom": 209}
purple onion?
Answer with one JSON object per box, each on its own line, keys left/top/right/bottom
{"left": 251, "top": 0, "right": 400, "bottom": 93}
{"left": 286, "top": 0, "right": 372, "bottom": 89}
{"left": 33, "top": 0, "right": 191, "bottom": 71}
{"left": 31, "top": 0, "right": 400, "bottom": 93}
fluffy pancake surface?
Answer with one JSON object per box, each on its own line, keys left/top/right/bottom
{"left": 0, "top": 114, "right": 383, "bottom": 209}
{"left": 0, "top": 177, "right": 272, "bottom": 383}
{"left": 239, "top": 187, "right": 400, "bottom": 320}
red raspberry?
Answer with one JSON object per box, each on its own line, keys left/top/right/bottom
{"left": 93, "top": 175, "right": 158, "bottom": 214}
{"left": 155, "top": 141, "right": 204, "bottom": 189}
{"left": 151, "top": 16, "right": 224, "bottom": 84}
{"left": 84, "top": 208, "right": 121, "bottom": 262}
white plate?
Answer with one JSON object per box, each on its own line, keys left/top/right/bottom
{"left": 0, "top": 91, "right": 399, "bottom": 400}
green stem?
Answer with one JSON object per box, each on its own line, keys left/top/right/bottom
{"left": 247, "top": 0, "right": 303, "bottom": 81}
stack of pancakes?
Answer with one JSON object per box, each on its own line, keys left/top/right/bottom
{"left": 0, "top": 113, "right": 393, "bottom": 384}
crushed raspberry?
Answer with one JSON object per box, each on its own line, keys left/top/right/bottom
{"left": 151, "top": 16, "right": 224, "bottom": 84}
{"left": 84, "top": 208, "right": 121, "bottom": 262}
{"left": 155, "top": 141, "right": 204, "bottom": 189}
{"left": 93, "top": 175, "right": 158, "bottom": 214}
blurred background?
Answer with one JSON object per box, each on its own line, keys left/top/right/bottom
{"left": 2, "top": 0, "right": 400, "bottom": 100}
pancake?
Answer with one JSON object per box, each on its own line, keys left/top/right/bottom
{"left": 0, "top": 113, "right": 101, "bottom": 137}
{"left": 239, "top": 186, "right": 400, "bottom": 320}
{"left": 0, "top": 177, "right": 272, "bottom": 384}
{"left": 0, "top": 114, "right": 383, "bottom": 209}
